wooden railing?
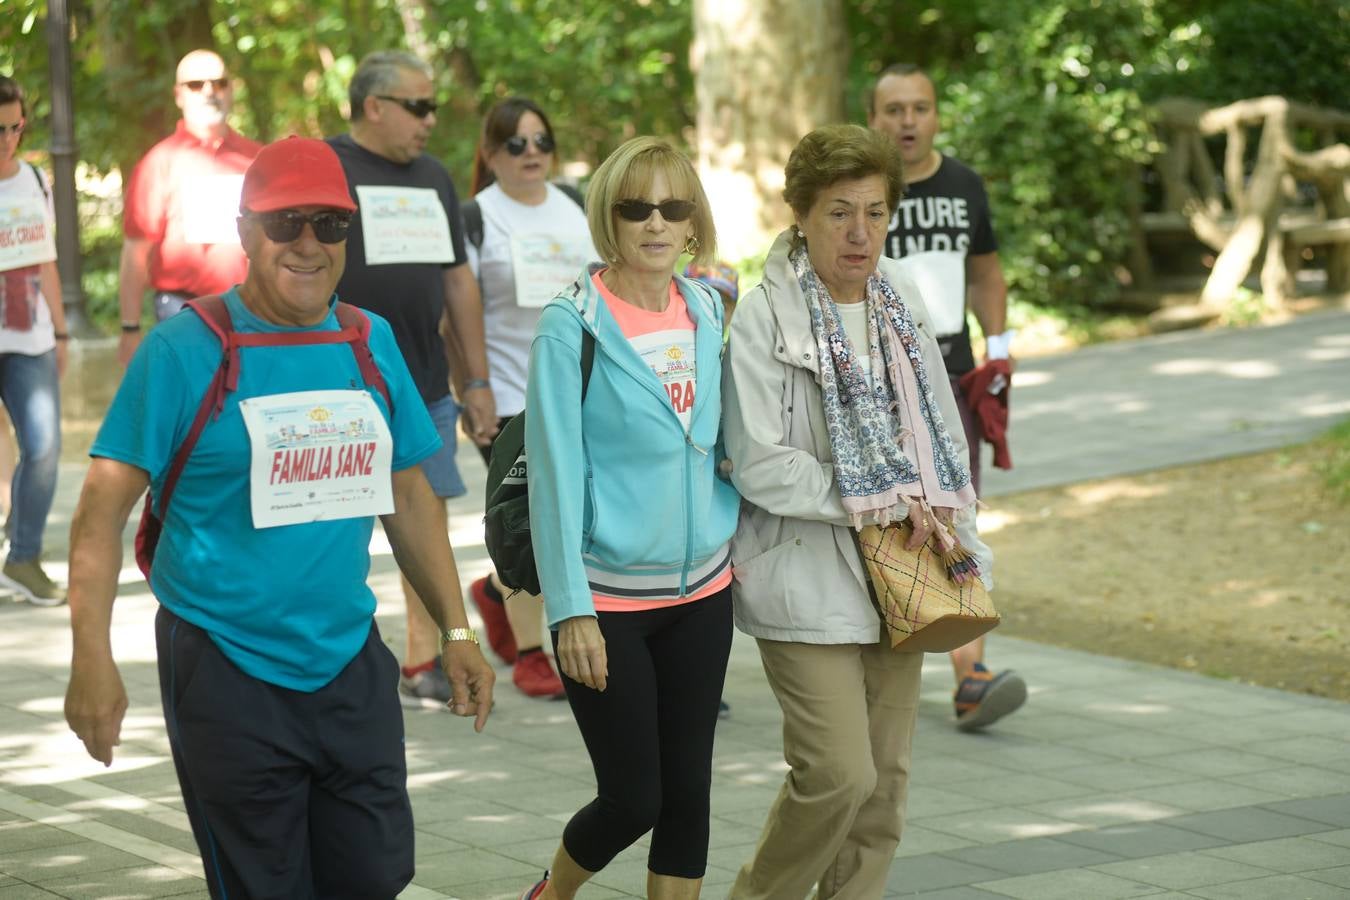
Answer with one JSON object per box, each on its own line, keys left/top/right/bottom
{"left": 1142, "top": 96, "right": 1350, "bottom": 307}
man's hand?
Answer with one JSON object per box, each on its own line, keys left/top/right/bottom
{"left": 460, "top": 386, "right": 499, "bottom": 448}
{"left": 440, "top": 641, "right": 496, "bottom": 731}
{"left": 55, "top": 340, "right": 69, "bottom": 378}
{"left": 65, "top": 652, "right": 128, "bottom": 766}
{"left": 64, "top": 458, "right": 148, "bottom": 767}
{"left": 556, "top": 615, "right": 607, "bottom": 691}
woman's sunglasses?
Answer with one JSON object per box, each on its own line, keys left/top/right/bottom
{"left": 504, "top": 133, "right": 555, "bottom": 156}
{"left": 613, "top": 199, "right": 696, "bottom": 223}
{"left": 247, "top": 210, "right": 354, "bottom": 244}
{"left": 376, "top": 96, "right": 439, "bottom": 119}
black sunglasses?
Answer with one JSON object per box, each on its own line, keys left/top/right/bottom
{"left": 376, "top": 95, "right": 438, "bottom": 119}
{"left": 503, "top": 133, "right": 555, "bottom": 156}
{"left": 0, "top": 121, "right": 24, "bottom": 137}
{"left": 247, "top": 210, "right": 354, "bottom": 244}
{"left": 179, "top": 78, "right": 230, "bottom": 92}
{"left": 613, "top": 199, "right": 696, "bottom": 223}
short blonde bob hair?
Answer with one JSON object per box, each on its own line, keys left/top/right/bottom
{"left": 782, "top": 124, "right": 906, "bottom": 220}
{"left": 587, "top": 137, "right": 717, "bottom": 269}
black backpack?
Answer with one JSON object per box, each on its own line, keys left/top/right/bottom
{"left": 483, "top": 329, "right": 595, "bottom": 595}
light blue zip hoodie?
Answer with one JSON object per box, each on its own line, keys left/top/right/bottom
{"left": 525, "top": 264, "right": 741, "bottom": 627}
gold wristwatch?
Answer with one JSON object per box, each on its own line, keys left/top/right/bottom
{"left": 440, "top": 627, "right": 479, "bottom": 646}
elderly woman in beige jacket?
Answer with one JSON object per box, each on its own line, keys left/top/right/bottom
{"left": 722, "top": 124, "right": 993, "bottom": 899}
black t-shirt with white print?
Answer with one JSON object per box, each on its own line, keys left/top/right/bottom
{"left": 883, "top": 155, "right": 997, "bottom": 376}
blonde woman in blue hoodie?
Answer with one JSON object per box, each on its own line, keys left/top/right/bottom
{"left": 518, "top": 137, "right": 738, "bottom": 900}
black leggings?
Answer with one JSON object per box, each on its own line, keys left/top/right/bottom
{"left": 551, "top": 587, "right": 733, "bottom": 879}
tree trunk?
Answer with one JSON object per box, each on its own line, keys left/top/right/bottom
{"left": 394, "top": 0, "right": 434, "bottom": 63}
{"left": 692, "top": 0, "right": 848, "bottom": 262}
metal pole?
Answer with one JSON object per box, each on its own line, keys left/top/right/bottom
{"left": 45, "top": 0, "right": 91, "bottom": 335}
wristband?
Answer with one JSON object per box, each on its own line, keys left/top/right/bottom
{"left": 985, "top": 330, "right": 1014, "bottom": 361}
{"left": 440, "top": 626, "right": 479, "bottom": 646}
{"left": 53, "top": 332, "right": 70, "bottom": 341}
{"left": 121, "top": 323, "right": 142, "bottom": 332}
{"left": 464, "top": 378, "right": 491, "bottom": 392}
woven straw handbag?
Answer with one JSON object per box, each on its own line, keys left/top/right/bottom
{"left": 856, "top": 521, "right": 1000, "bottom": 653}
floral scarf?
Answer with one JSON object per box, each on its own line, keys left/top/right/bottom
{"left": 791, "top": 243, "right": 976, "bottom": 526}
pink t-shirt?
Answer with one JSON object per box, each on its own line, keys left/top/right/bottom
{"left": 590, "top": 270, "right": 732, "bottom": 611}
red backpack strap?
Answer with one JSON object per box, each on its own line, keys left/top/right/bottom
{"left": 334, "top": 302, "right": 393, "bottom": 413}
{"left": 154, "top": 295, "right": 232, "bottom": 520}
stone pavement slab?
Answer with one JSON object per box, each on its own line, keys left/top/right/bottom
{"left": 3, "top": 315, "right": 1349, "bottom": 897}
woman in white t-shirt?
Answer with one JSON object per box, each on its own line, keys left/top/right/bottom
{"left": 464, "top": 97, "right": 596, "bottom": 700}
{"left": 0, "top": 76, "right": 69, "bottom": 607}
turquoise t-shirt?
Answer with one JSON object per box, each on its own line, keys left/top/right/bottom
{"left": 92, "top": 289, "right": 441, "bottom": 691}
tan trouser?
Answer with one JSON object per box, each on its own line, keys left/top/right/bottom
{"left": 730, "top": 639, "right": 923, "bottom": 900}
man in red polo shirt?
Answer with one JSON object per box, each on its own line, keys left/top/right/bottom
{"left": 117, "top": 49, "right": 261, "bottom": 365}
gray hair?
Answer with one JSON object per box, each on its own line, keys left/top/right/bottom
{"left": 349, "top": 51, "right": 432, "bottom": 121}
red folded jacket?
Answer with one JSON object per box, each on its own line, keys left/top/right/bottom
{"left": 958, "top": 359, "right": 1013, "bottom": 470}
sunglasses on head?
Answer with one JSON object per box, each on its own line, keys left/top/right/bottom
{"left": 0, "top": 121, "right": 24, "bottom": 138}
{"left": 376, "top": 95, "right": 438, "bottom": 119}
{"left": 247, "top": 209, "right": 354, "bottom": 244}
{"left": 503, "top": 132, "right": 555, "bottom": 156}
{"left": 613, "top": 199, "right": 696, "bottom": 223}
{"left": 180, "top": 78, "right": 230, "bottom": 92}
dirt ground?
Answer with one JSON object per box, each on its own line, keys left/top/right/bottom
{"left": 982, "top": 439, "right": 1350, "bottom": 701}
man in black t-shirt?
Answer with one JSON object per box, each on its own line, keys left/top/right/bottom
{"left": 330, "top": 50, "right": 498, "bottom": 709}
{"left": 869, "top": 63, "right": 1027, "bottom": 733}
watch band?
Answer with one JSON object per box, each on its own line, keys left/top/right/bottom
{"left": 440, "top": 626, "right": 479, "bottom": 645}
{"left": 463, "top": 377, "right": 491, "bottom": 391}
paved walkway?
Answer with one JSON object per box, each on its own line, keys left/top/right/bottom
{"left": 1, "top": 310, "right": 1348, "bottom": 899}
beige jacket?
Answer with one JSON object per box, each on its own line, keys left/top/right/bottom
{"left": 722, "top": 231, "right": 994, "bottom": 645}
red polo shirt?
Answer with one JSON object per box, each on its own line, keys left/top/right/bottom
{"left": 122, "top": 122, "right": 262, "bottom": 297}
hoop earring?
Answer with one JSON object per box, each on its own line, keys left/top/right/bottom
{"left": 684, "top": 234, "right": 701, "bottom": 256}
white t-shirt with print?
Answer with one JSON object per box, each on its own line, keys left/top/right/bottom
{"left": 467, "top": 183, "right": 596, "bottom": 417}
{"left": 0, "top": 162, "right": 56, "bottom": 356}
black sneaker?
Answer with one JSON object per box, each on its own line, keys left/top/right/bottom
{"left": 954, "top": 664, "right": 1027, "bottom": 732}
{"left": 399, "top": 657, "right": 452, "bottom": 709}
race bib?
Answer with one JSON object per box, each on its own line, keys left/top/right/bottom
{"left": 510, "top": 233, "right": 594, "bottom": 307}
{"left": 239, "top": 390, "right": 394, "bottom": 528}
{"left": 354, "top": 185, "right": 456, "bottom": 265}
{"left": 181, "top": 173, "right": 245, "bottom": 245}
{"left": 629, "top": 329, "right": 697, "bottom": 430}
{"left": 0, "top": 189, "right": 57, "bottom": 271}
{"left": 892, "top": 252, "right": 968, "bottom": 337}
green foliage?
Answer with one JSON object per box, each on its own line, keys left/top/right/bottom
{"left": 4, "top": 0, "right": 1345, "bottom": 328}
{"left": 937, "top": 0, "right": 1162, "bottom": 311}
{"left": 1143, "top": 0, "right": 1350, "bottom": 108}
{"left": 2, "top": 0, "right": 693, "bottom": 326}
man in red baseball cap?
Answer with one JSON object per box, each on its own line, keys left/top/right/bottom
{"left": 65, "top": 136, "right": 494, "bottom": 898}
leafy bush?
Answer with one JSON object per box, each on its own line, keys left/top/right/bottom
{"left": 938, "top": 0, "right": 1160, "bottom": 312}
{"left": 1143, "top": 0, "right": 1350, "bottom": 109}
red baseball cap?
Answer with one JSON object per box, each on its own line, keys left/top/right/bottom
{"left": 239, "top": 136, "right": 357, "bottom": 213}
